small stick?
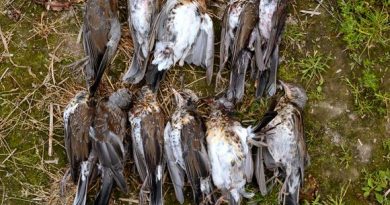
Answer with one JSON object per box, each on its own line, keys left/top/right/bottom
{"left": 312, "top": 0, "right": 323, "bottom": 17}
{"left": 1, "top": 148, "right": 17, "bottom": 165}
{"left": 77, "top": 25, "right": 83, "bottom": 44}
{"left": 118, "top": 198, "right": 139, "bottom": 203}
{"left": 44, "top": 158, "right": 58, "bottom": 164}
{"left": 48, "top": 103, "right": 54, "bottom": 157}
{"left": 300, "top": 10, "right": 321, "bottom": 15}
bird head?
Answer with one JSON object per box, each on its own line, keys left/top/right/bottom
{"left": 172, "top": 88, "right": 199, "bottom": 108}
{"left": 109, "top": 88, "right": 132, "bottom": 110}
{"left": 279, "top": 81, "right": 307, "bottom": 109}
{"left": 201, "top": 96, "right": 234, "bottom": 113}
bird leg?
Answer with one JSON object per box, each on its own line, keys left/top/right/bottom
{"left": 202, "top": 187, "right": 220, "bottom": 205}
{"left": 248, "top": 138, "right": 268, "bottom": 147}
{"left": 60, "top": 168, "right": 70, "bottom": 197}
{"left": 139, "top": 174, "right": 150, "bottom": 205}
{"left": 214, "top": 195, "right": 227, "bottom": 205}
{"left": 278, "top": 173, "right": 290, "bottom": 205}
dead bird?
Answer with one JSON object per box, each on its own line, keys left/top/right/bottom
{"left": 89, "top": 88, "right": 132, "bottom": 205}
{"left": 129, "top": 86, "right": 165, "bottom": 205}
{"left": 164, "top": 89, "right": 214, "bottom": 204}
{"left": 63, "top": 91, "right": 98, "bottom": 205}
{"left": 217, "top": 0, "right": 288, "bottom": 102}
{"left": 205, "top": 97, "right": 255, "bottom": 205}
{"left": 83, "top": 0, "right": 121, "bottom": 97}
{"left": 122, "top": 0, "right": 161, "bottom": 84}
{"left": 217, "top": 0, "right": 259, "bottom": 102}
{"left": 252, "top": 81, "right": 309, "bottom": 205}
{"left": 145, "top": 0, "right": 214, "bottom": 92}
{"left": 253, "top": 0, "right": 288, "bottom": 98}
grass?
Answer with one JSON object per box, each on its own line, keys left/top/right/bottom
{"left": 344, "top": 64, "right": 387, "bottom": 116}
{"left": 338, "top": 0, "right": 389, "bottom": 117}
{"left": 304, "top": 182, "right": 350, "bottom": 205}
{"left": 338, "top": 0, "right": 390, "bottom": 52}
{"left": 338, "top": 145, "right": 352, "bottom": 169}
{"left": 247, "top": 184, "right": 279, "bottom": 205}
{"left": 362, "top": 169, "right": 390, "bottom": 204}
{"left": 299, "top": 50, "right": 330, "bottom": 85}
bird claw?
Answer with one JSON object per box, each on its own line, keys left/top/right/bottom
{"left": 248, "top": 138, "right": 268, "bottom": 147}
{"left": 60, "top": 168, "right": 70, "bottom": 197}
{"left": 215, "top": 196, "right": 227, "bottom": 205}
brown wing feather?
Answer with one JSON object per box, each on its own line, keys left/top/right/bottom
{"left": 66, "top": 102, "right": 92, "bottom": 182}
{"left": 141, "top": 113, "right": 164, "bottom": 172}
{"left": 218, "top": 6, "right": 231, "bottom": 74}
{"left": 181, "top": 112, "right": 211, "bottom": 204}
{"left": 292, "top": 107, "right": 307, "bottom": 185}
{"left": 264, "top": 0, "right": 287, "bottom": 64}
{"left": 232, "top": 1, "right": 259, "bottom": 62}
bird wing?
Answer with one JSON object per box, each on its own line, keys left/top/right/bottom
{"left": 141, "top": 112, "right": 165, "bottom": 173}
{"left": 64, "top": 96, "right": 91, "bottom": 182}
{"left": 292, "top": 107, "right": 307, "bottom": 185}
{"left": 231, "top": 0, "right": 259, "bottom": 62}
{"left": 125, "top": 0, "right": 161, "bottom": 84}
{"left": 255, "top": 0, "right": 287, "bottom": 97}
{"left": 185, "top": 13, "right": 214, "bottom": 84}
{"left": 226, "top": 1, "right": 259, "bottom": 102}
{"left": 83, "top": 0, "right": 120, "bottom": 93}
{"left": 263, "top": 0, "right": 287, "bottom": 65}
{"left": 164, "top": 122, "right": 185, "bottom": 204}
{"left": 142, "top": 0, "right": 177, "bottom": 88}
{"left": 255, "top": 147, "right": 268, "bottom": 196}
{"left": 218, "top": 5, "right": 232, "bottom": 79}
{"left": 88, "top": 14, "right": 121, "bottom": 95}
{"left": 130, "top": 116, "right": 148, "bottom": 181}
{"left": 90, "top": 128, "right": 128, "bottom": 193}
{"left": 82, "top": 2, "right": 109, "bottom": 73}
{"left": 127, "top": 1, "right": 140, "bottom": 56}
{"left": 145, "top": 0, "right": 177, "bottom": 60}
{"left": 182, "top": 113, "right": 212, "bottom": 202}
{"left": 182, "top": 112, "right": 211, "bottom": 178}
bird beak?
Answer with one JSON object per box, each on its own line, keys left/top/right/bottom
{"left": 279, "top": 80, "right": 291, "bottom": 98}
{"left": 172, "top": 88, "right": 184, "bottom": 107}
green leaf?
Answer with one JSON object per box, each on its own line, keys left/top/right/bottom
{"left": 375, "top": 193, "right": 384, "bottom": 203}
{"left": 363, "top": 191, "right": 370, "bottom": 198}
{"left": 368, "top": 178, "right": 374, "bottom": 187}
{"left": 375, "top": 186, "right": 383, "bottom": 192}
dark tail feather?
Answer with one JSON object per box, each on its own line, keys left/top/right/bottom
{"left": 228, "top": 192, "right": 240, "bottom": 205}
{"left": 266, "top": 45, "right": 279, "bottom": 97}
{"left": 73, "top": 161, "right": 92, "bottom": 205}
{"left": 255, "top": 69, "right": 269, "bottom": 98}
{"left": 111, "top": 169, "right": 128, "bottom": 194}
{"left": 226, "top": 50, "right": 252, "bottom": 102}
{"left": 145, "top": 64, "right": 166, "bottom": 93}
{"left": 284, "top": 190, "right": 299, "bottom": 205}
{"left": 89, "top": 52, "right": 109, "bottom": 97}
{"left": 255, "top": 147, "right": 267, "bottom": 196}
{"left": 123, "top": 50, "right": 145, "bottom": 84}
{"left": 150, "top": 172, "right": 163, "bottom": 205}
{"left": 94, "top": 169, "right": 114, "bottom": 205}
{"left": 70, "top": 161, "right": 80, "bottom": 184}
{"left": 250, "top": 57, "right": 257, "bottom": 80}
{"left": 252, "top": 110, "right": 277, "bottom": 133}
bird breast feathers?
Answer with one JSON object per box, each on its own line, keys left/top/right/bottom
{"left": 259, "top": 0, "right": 278, "bottom": 39}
